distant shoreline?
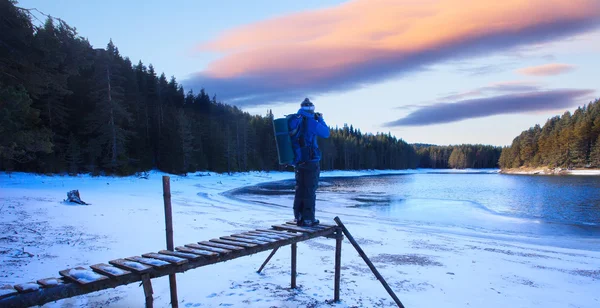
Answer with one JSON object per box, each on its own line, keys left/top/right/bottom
{"left": 500, "top": 167, "right": 600, "bottom": 176}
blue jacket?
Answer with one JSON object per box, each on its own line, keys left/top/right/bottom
{"left": 288, "top": 108, "right": 330, "bottom": 165}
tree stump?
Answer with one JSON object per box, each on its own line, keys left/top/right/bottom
{"left": 65, "top": 190, "right": 89, "bottom": 205}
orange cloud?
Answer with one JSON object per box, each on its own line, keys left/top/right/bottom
{"left": 517, "top": 63, "right": 576, "bottom": 76}
{"left": 190, "top": 0, "right": 600, "bottom": 106}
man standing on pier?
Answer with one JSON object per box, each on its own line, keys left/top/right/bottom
{"left": 288, "top": 98, "right": 330, "bottom": 227}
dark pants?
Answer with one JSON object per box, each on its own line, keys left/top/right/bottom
{"left": 293, "top": 161, "right": 320, "bottom": 222}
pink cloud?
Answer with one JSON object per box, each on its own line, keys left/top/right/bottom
{"left": 516, "top": 63, "right": 576, "bottom": 76}
{"left": 189, "top": 0, "right": 600, "bottom": 106}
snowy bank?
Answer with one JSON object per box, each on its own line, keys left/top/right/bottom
{"left": 501, "top": 167, "right": 600, "bottom": 176}
{"left": 0, "top": 170, "right": 599, "bottom": 307}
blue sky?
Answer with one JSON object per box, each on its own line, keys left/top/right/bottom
{"left": 19, "top": 0, "right": 600, "bottom": 146}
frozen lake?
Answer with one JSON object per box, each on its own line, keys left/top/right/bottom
{"left": 230, "top": 170, "right": 600, "bottom": 249}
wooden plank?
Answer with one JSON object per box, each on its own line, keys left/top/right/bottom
{"left": 255, "top": 229, "right": 299, "bottom": 237}
{"left": 185, "top": 243, "right": 232, "bottom": 254}
{"left": 142, "top": 253, "right": 188, "bottom": 265}
{"left": 272, "top": 224, "right": 321, "bottom": 233}
{"left": 285, "top": 221, "right": 330, "bottom": 231}
{"left": 285, "top": 223, "right": 332, "bottom": 232}
{"left": 210, "top": 238, "right": 258, "bottom": 248}
{"left": 175, "top": 246, "right": 219, "bottom": 257}
{"left": 247, "top": 231, "right": 289, "bottom": 240}
{"left": 0, "top": 285, "right": 18, "bottom": 299}
{"left": 220, "top": 236, "right": 269, "bottom": 245}
{"left": 246, "top": 232, "right": 288, "bottom": 241}
{"left": 59, "top": 267, "right": 110, "bottom": 285}
{"left": 199, "top": 241, "right": 245, "bottom": 251}
{"left": 125, "top": 256, "right": 171, "bottom": 269}
{"left": 240, "top": 231, "right": 289, "bottom": 241}
{"left": 159, "top": 250, "right": 204, "bottom": 261}
{"left": 90, "top": 263, "right": 132, "bottom": 279}
{"left": 286, "top": 221, "right": 335, "bottom": 228}
{"left": 109, "top": 258, "right": 153, "bottom": 274}
{"left": 231, "top": 233, "right": 279, "bottom": 243}
{"left": 255, "top": 229, "right": 300, "bottom": 237}
{"left": 36, "top": 278, "right": 65, "bottom": 288}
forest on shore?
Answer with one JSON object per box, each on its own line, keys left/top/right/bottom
{"left": 499, "top": 98, "right": 600, "bottom": 170}
{"left": 1, "top": 1, "right": 508, "bottom": 175}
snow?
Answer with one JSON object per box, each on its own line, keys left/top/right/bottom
{"left": 67, "top": 269, "right": 106, "bottom": 283}
{"left": 97, "top": 265, "right": 127, "bottom": 276}
{"left": 167, "top": 251, "right": 198, "bottom": 259}
{"left": 568, "top": 169, "right": 600, "bottom": 175}
{"left": 502, "top": 168, "right": 600, "bottom": 176}
{"left": 41, "top": 278, "right": 60, "bottom": 286}
{"left": 122, "top": 261, "right": 149, "bottom": 271}
{"left": 1, "top": 170, "right": 599, "bottom": 307}
{"left": 131, "top": 257, "right": 170, "bottom": 267}
{"left": 0, "top": 286, "right": 17, "bottom": 297}
{"left": 16, "top": 282, "right": 40, "bottom": 292}
{"left": 152, "top": 254, "right": 185, "bottom": 263}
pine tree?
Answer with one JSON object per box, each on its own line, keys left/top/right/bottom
{"left": 0, "top": 1, "right": 36, "bottom": 88}
{"left": 176, "top": 109, "right": 194, "bottom": 174}
{"left": 0, "top": 84, "right": 53, "bottom": 167}
{"left": 86, "top": 41, "right": 132, "bottom": 173}
{"left": 31, "top": 18, "right": 71, "bottom": 129}
{"left": 589, "top": 134, "right": 600, "bottom": 168}
{"left": 64, "top": 132, "right": 82, "bottom": 175}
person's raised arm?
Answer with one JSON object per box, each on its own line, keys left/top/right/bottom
{"left": 313, "top": 113, "right": 330, "bottom": 138}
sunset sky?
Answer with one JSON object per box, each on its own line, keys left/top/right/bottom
{"left": 20, "top": 0, "right": 600, "bottom": 146}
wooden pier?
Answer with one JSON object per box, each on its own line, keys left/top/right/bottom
{"left": 0, "top": 222, "right": 343, "bottom": 307}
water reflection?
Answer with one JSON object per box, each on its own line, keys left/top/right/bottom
{"left": 231, "top": 172, "right": 600, "bottom": 239}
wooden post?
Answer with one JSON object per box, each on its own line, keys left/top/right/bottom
{"left": 162, "top": 176, "right": 178, "bottom": 308}
{"left": 334, "top": 217, "right": 405, "bottom": 308}
{"left": 334, "top": 228, "right": 343, "bottom": 302}
{"left": 257, "top": 247, "right": 279, "bottom": 273}
{"left": 141, "top": 274, "right": 153, "bottom": 308}
{"left": 291, "top": 243, "right": 297, "bottom": 288}
{"left": 163, "top": 176, "right": 174, "bottom": 251}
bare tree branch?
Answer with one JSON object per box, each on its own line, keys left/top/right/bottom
{"left": 15, "top": 6, "right": 76, "bottom": 32}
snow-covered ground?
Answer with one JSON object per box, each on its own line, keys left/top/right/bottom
{"left": 501, "top": 168, "right": 600, "bottom": 176}
{"left": 1, "top": 170, "right": 599, "bottom": 307}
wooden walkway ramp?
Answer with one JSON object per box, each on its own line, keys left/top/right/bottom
{"left": 0, "top": 222, "right": 340, "bottom": 308}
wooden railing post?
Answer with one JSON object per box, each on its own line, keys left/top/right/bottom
{"left": 334, "top": 228, "right": 343, "bottom": 302}
{"left": 141, "top": 274, "right": 153, "bottom": 308}
{"left": 334, "top": 217, "right": 405, "bottom": 308}
{"left": 257, "top": 247, "right": 279, "bottom": 273}
{"left": 291, "top": 243, "right": 297, "bottom": 288}
{"left": 163, "top": 176, "right": 178, "bottom": 308}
